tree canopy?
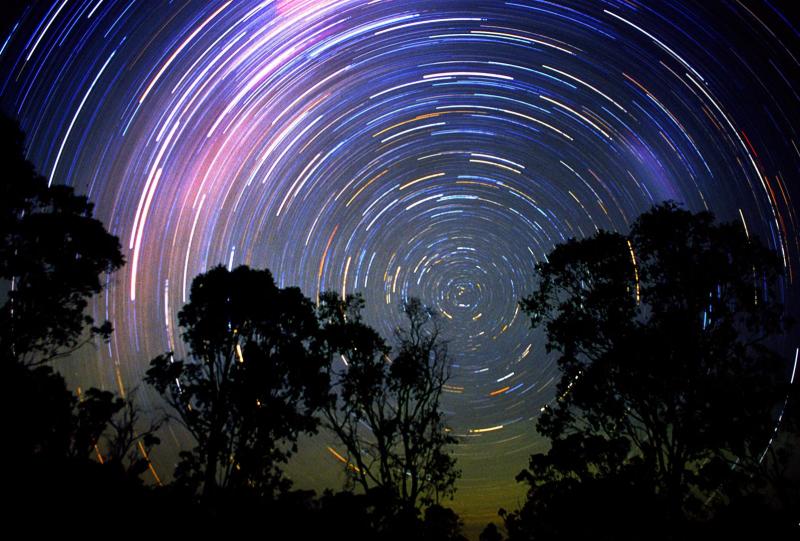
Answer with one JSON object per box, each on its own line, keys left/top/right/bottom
{"left": 146, "top": 265, "right": 329, "bottom": 501}
{"left": 504, "top": 202, "right": 793, "bottom": 539}
{"left": 318, "top": 293, "right": 460, "bottom": 510}
{"left": 1, "top": 112, "right": 161, "bottom": 528}
{"left": 0, "top": 114, "right": 124, "bottom": 365}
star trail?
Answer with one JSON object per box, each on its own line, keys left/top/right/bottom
{"left": 1, "top": 0, "right": 799, "bottom": 526}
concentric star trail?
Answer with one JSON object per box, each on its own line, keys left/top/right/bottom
{"left": 2, "top": 0, "right": 798, "bottom": 526}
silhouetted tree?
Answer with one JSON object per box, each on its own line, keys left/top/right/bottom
{"left": 0, "top": 114, "right": 156, "bottom": 512}
{"left": 103, "top": 388, "right": 164, "bottom": 479}
{"left": 0, "top": 113, "right": 124, "bottom": 365}
{"left": 318, "top": 293, "right": 460, "bottom": 510}
{"left": 6, "top": 358, "right": 164, "bottom": 528}
{"left": 146, "top": 265, "right": 329, "bottom": 502}
{"left": 480, "top": 522, "right": 504, "bottom": 541}
{"left": 6, "top": 361, "right": 113, "bottom": 462}
{"left": 505, "top": 203, "right": 793, "bottom": 538}
{"left": 422, "top": 503, "right": 468, "bottom": 541}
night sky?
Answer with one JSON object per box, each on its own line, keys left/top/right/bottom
{"left": 1, "top": 0, "right": 799, "bottom": 527}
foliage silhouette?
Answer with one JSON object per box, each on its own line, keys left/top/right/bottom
{"left": 102, "top": 387, "right": 164, "bottom": 479}
{"left": 503, "top": 202, "right": 795, "bottom": 539}
{"left": 318, "top": 293, "right": 460, "bottom": 510}
{"left": 479, "top": 522, "right": 504, "bottom": 541}
{"left": 422, "top": 503, "right": 469, "bottom": 541}
{"left": 1, "top": 114, "right": 158, "bottom": 526}
{"left": 146, "top": 264, "right": 329, "bottom": 502}
{"left": 0, "top": 113, "right": 124, "bottom": 366}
